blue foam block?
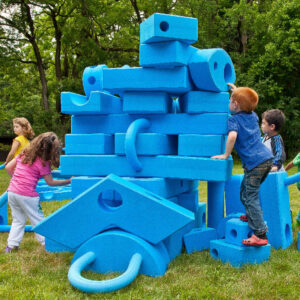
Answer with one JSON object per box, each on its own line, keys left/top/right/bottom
{"left": 71, "top": 230, "right": 169, "bottom": 276}
{"left": 140, "top": 13, "right": 198, "bottom": 45}
{"left": 225, "top": 175, "right": 245, "bottom": 215}
{"left": 177, "top": 189, "right": 198, "bottom": 212}
{"left": 60, "top": 155, "right": 233, "bottom": 181}
{"left": 188, "top": 48, "right": 236, "bottom": 92}
{"left": 123, "top": 92, "right": 172, "bottom": 114}
{"left": 65, "top": 134, "right": 114, "bottom": 155}
{"left": 225, "top": 218, "right": 253, "bottom": 246}
{"left": 184, "top": 227, "right": 217, "bottom": 253}
{"left": 216, "top": 213, "right": 242, "bottom": 239}
{"left": 71, "top": 176, "right": 196, "bottom": 199}
{"left": 39, "top": 187, "right": 72, "bottom": 201}
{"left": 36, "top": 185, "right": 57, "bottom": 193}
{"left": 45, "top": 237, "right": 75, "bottom": 253}
{"left": 180, "top": 91, "right": 229, "bottom": 113}
{"left": 71, "top": 113, "right": 229, "bottom": 135}
{"left": 195, "top": 202, "right": 206, "bottom": 228}
{"left": 115, "top": 133, "right": 177, "bottom": 155}
{"left": 298, "top": 232, "right": 300, "bottom": 251}
{"left": 34, "top": 174, "right": 194, "bottom": 248}
{"left": 0, "top": 225, "right": 32, "bottom": 232}
{"left": 102, "top": 67, "right": 192, "bottom": 95}
{"left": 178, "top": 134, "right": 225, "bottom": 157}
{"left": 139, "top": 41, "right": 192, "bottom": 68}
{"left": 0, "top": 199, "right": 8, "bottom": 225}
{"left": 210, "top": 239, "right": 271, "bottom": 267}
{"left": 61, "top": 91, "right": 122, "bottom": 115}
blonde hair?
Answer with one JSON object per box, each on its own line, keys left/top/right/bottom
{"left": 21, "top": 132, "right": 61, "bottom": 168}
{"left": 13, "top": 117, "right": 35, "bottom": 139}
{"left": 231, "top": 87, "right": 259, "bottom": 113}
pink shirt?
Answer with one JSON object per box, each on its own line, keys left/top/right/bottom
{"left": 8, "top": 155, "right": 51, "bottom": 197}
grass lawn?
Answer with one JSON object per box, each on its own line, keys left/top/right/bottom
{"left": 0, "top": 161, "right": 299, "bottom": 299}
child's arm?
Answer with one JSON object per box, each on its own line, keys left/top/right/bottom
{"left": 5, "top": 140, "right": 20, "bottom": 164}
{"left": 43, "top": 174, "right": 71, "bottom": 186}
{"left": 211, "top": 131, "right": 237, "bottom": 160}
{"left": 5, "top": 158, "right": 17, "bottom": 176}
{"left": 285, "top": 160, "right": 294, "bottom": 171}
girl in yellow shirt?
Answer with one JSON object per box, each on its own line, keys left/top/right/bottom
{"left": 5, "top": 117, "right": 35, "bottom": 164}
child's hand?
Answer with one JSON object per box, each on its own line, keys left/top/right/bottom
{"left": 271, "top": 166, "right": 278, "bottom": 172}
{"left": 211, "top": 154, "right": 228, "bottom": 160}
{"left": 227, "top": 83, "right": 237, "bottom": 91}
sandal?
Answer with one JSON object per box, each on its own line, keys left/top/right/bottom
{"left": 240, "top": 214, "right": 248, "bottom": 222}
{"left": 242, "top": 234, "right": 268, "bottom": 246}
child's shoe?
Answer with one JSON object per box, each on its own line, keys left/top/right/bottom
{"left": 4, "top": 245, "right": 19, "bottom": 253}
{"left": 240, "top": 214, "right": 248, "bottom": 222}
{"left": 242, "top": 234, "right": 268, "bottom": 247}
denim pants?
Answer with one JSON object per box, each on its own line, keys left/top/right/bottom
{"left": 240, "top": 159, "right": 272, "bottom": 236}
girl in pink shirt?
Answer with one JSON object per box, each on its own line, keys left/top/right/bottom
{"left": 5, "top": 132, "right": 71, "bottom": 253}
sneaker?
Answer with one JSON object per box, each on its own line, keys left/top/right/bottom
{"left": 4, "top": 245, "right": 19, "bottom": 253}
{"left": 240, "top": 214, "right": 248, "bottom": 222}
{"left": 242, "top": 234, "right": 268, "bottom": 247}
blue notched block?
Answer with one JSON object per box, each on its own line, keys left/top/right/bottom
{"left": 140, "top": 13, "right": 198, "bottom": 45}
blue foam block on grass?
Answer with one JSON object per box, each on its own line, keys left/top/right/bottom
{"left": 115, "top": 133, "right": 177, "bottom": 155}
{"left": 180, "top": 91, "right": 229, "bottom": 113}
{"left": 140, "top": 13, "right": 198, "bottom": 45}
{"left": 123, "top": 92, "right": 172, "bottom": 114}
{"left": 178, "top": 134, "right": 225, "bottom": 157}
{"left": 225, "top": 218, "right": 253, "bottom": 246}
{"left": 210, "top": 239, "right": 271, "bottom": 267}
{"left": 65, "top": 134, "right": 114, "bottom": 155}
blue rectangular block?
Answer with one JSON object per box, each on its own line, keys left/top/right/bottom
{"left": 195, "top": 202, "right": 206, "bottom": 228}
{"left": 225, "top": 218, "right": 253, "bottom": 246}
{"left": 180, "top": 91, "right": 229, "bottom": 113}
{"left": 115, "top": 133, "right": 177, "bottom": 155}
{"left": 60, "top": 155, "right": 233, "bottom": 181}
{"left": 61, "top": 91, "right": 122, "bottom": 115}
{"left": 123, "top": 92, "right": 172, "bottom": 114}
{"left": 140, "top": 13, "right": 198, "bottom": 44}
{"left": 184, "top": 227, "right": 217, "bottom": 253}
{"left": 71, "top": 113, "right": 229, "bottom": 135}
{"left": 65, "top": 134, "right": 114, "bottom": 155}
{"left": 0, "top": 201, "right": 8, "bottom": 225}
{"left": 177, "top": 189, "right": 198, "bottom": 212}
{"left": 210, "top": 239, "right": 271, "bottom": 267}
{"left": 102, "top": 67, "right": 192, "bottom": 95}
{"left": 178, "top": 134, "right": 225, "bottom": 157}
{"left": 140, "top": 41, "right": 192, "bottom": 68}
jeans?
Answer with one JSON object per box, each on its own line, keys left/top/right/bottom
{"left": 240, "top": 159, "right": 272, "bottom": 236}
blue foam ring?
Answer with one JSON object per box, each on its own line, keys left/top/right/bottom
{"left": 125, "top": 118, "right": 150, "bottom": 172}
{"left": 68, "top": 251, "right": 142, "bottom": 293}
{"left": 284, "top": 172, "right": 300, "bottom": 186}
{"left": 0, "top": 192, "right": 8, "bottom": 208}
{"left": 0, "top": 163, "right": 5, "bottom": 170}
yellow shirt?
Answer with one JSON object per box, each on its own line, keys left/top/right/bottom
{"left": 13, "top": 135, "right": 30, "bottom": 157}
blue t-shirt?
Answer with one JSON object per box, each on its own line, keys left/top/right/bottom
{"left": 228, "top": 111, "right": 273, "bottom": 170}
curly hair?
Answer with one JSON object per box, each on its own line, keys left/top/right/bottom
{"left": 13, "top": 117, "right": 35, "bottom": 139}
{"left": 262, "top": 109, "right": 285, "bottom": 131}
{"left": 231, "top": 87, "right": 259, "bottom": 113}
{"left": 21, "top": 132, "right": 61, "bottom": 168}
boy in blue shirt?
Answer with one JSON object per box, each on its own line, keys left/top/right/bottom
{"left": 212, "top": 83, "right": 273, "bottom": 246}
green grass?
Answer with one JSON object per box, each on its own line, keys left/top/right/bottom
{"left": 0, "top": 162, "right": 299, "bottom": 299}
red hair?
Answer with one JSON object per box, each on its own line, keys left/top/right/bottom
{"left": 231, "top": 87, "right": 258, "bottom": 113}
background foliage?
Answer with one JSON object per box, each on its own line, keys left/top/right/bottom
{"left": 0, "top": 0, "right": 299, "bottom": 155}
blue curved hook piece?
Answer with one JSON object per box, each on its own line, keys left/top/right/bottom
{"left": 0, "top": 192, "right": 8, "bottom": 208}
{"left": 0, "top": 163, "right": 5, "bottom": 170}
{"left": 284, "top": 172, "right": 300, "bottom": 186}
{"left": 68, "top": 251, "right": 142, "bottom": 293}
{"left": 125, "top": 118, "right": 150, "bottom": 172}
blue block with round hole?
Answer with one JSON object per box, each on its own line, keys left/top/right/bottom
{"left": 188, "top": 48, "right": 236, "bottom": 92}
{"left": 71, "top": 113, "right": 229, "bottom": 135}
{"left": 61, "top": 91, "right": 121, "bottom": 115}
{"left": 140, "top": 13, "right": 198, "bottom": 45}
{"left": 177, "top": 189, "right": 198, "bottom": 212}
{"left": 210, "top": 239, "right": 271, "bottom": 267}
{"left": 195, "top": 202, "right": 206, "bottom": 228}
{"left": 225, "top": 218, "right": 253, "bottom": 246}
{"left": 33, "top": 174, "right": 194, "bottom": 249}
{"left": 60, "top": 155, "right": 233, "bottom": 181}
{"left": 216, "top": 213, "right": 242, "bottom": 239}
{"left": 102, "top": 67, "right": 192, "bottom": 96}
{"left": 184, "top": 227, "right": 217, "bottom": 254}
{"left": 123, "top": 92, "right": 172, "bottom": 114}
{"left": 71, "top": 176, "right": 197, "bottom": 199}
{"left": 180, "top": 91, "right": 230, "bottom": 113}
{"left": 65, "top": 134, "right": 114, "bottom": 155}
{"left": 139, "top": 41, "right": 192, "bottom": 68}
{"left": 115, "top": 133, "right": 177, "bottom": 155}
{"left": 178, "top": 134, "right": 225, "bottom": 157}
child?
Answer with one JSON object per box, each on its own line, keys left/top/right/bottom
{"left": 5, "top": 117, "right": 35, "bottom": 164}
{"left": 261, "top": 109, "right": 286, "bottom": 172}
{"left": 4, "top": 132, "right": 71, "bottom": 253}
{"left": 212, "top": 83, "right": 273, "bottom": 246}
{"left": 285, "top": 152, "right": 300, "bottom": 190}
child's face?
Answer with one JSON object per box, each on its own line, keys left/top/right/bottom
{"left": 261, "top": 118, "right": 275, "bottom": 135}
{"left": 229, "top": 96, "right": 240, "bottom": 113}
{"left": 13, "top": 123, "right": 24, "bottom": 136}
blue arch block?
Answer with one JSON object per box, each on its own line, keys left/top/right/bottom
{"left": 140, "top": 13, "right": 198, "bottom": 45}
